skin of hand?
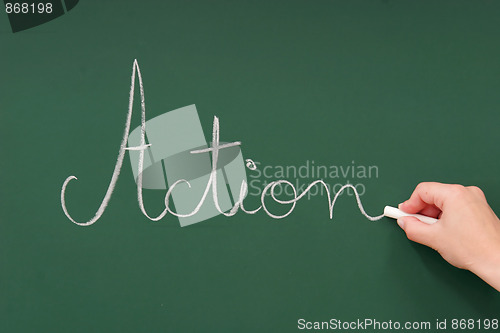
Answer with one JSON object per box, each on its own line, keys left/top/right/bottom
{"left": 397, "top": 182, "right": 500, "bottom": 292}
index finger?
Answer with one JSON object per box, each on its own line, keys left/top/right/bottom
{"left": 399, "top": 182, "right": 458, "bottom": 214}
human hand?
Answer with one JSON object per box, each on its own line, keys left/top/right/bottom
{"left": 398, "top": 182, "right": 500, "bottom": 292}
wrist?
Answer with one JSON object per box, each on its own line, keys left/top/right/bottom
{"left": 470, "top": 242, "right": 500, "bottom": 292}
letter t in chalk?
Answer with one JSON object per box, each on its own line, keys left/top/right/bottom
{"left": 384, "top": 206, "right": 438, "bottom": 224}
{"left": 127, "top": 105, "right": 247, "bottom": 227}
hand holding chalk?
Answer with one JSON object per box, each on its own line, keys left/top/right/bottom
{"left": 396, "top": 182, "right": 500, "bottom": 292}
{"left": 384, "top": 206, "right": 438, "bottom": 224}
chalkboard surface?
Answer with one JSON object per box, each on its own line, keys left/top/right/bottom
{"left": 1, "top": 1, "right": 500, "bottom": 332}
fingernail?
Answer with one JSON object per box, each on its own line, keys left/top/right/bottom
{"left": 397, "top": 217, "right": 405, "bottom": 229}
{"left": 398, "top": 202, "right": 404, "bottom": 209}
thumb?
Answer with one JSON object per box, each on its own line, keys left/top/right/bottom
{"left": 397, "top": 216, "right": 438, "bottom": 248}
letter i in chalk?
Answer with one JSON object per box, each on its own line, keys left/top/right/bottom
{"left": 384, "top": 206, "right": 438, "bottom": 224}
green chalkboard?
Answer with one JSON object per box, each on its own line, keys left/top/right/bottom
{"left": 1, "top": 1, "right": 500, "bottom": 332}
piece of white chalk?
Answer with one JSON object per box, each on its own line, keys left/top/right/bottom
{"left": 384, "top": 206, "right": 438, "bottom": 225}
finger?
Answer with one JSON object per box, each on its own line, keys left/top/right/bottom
{"left": 399, "top": 182, "right": 458, "bottom": 213}
{"left": 418, "top": 205, "right": 442, "bottom": 219}
{"left": 399, "top": 202, "right": 441, "bottom": 218}
{"left": 397, "top": 216, "right": 439, "bottom": 249}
